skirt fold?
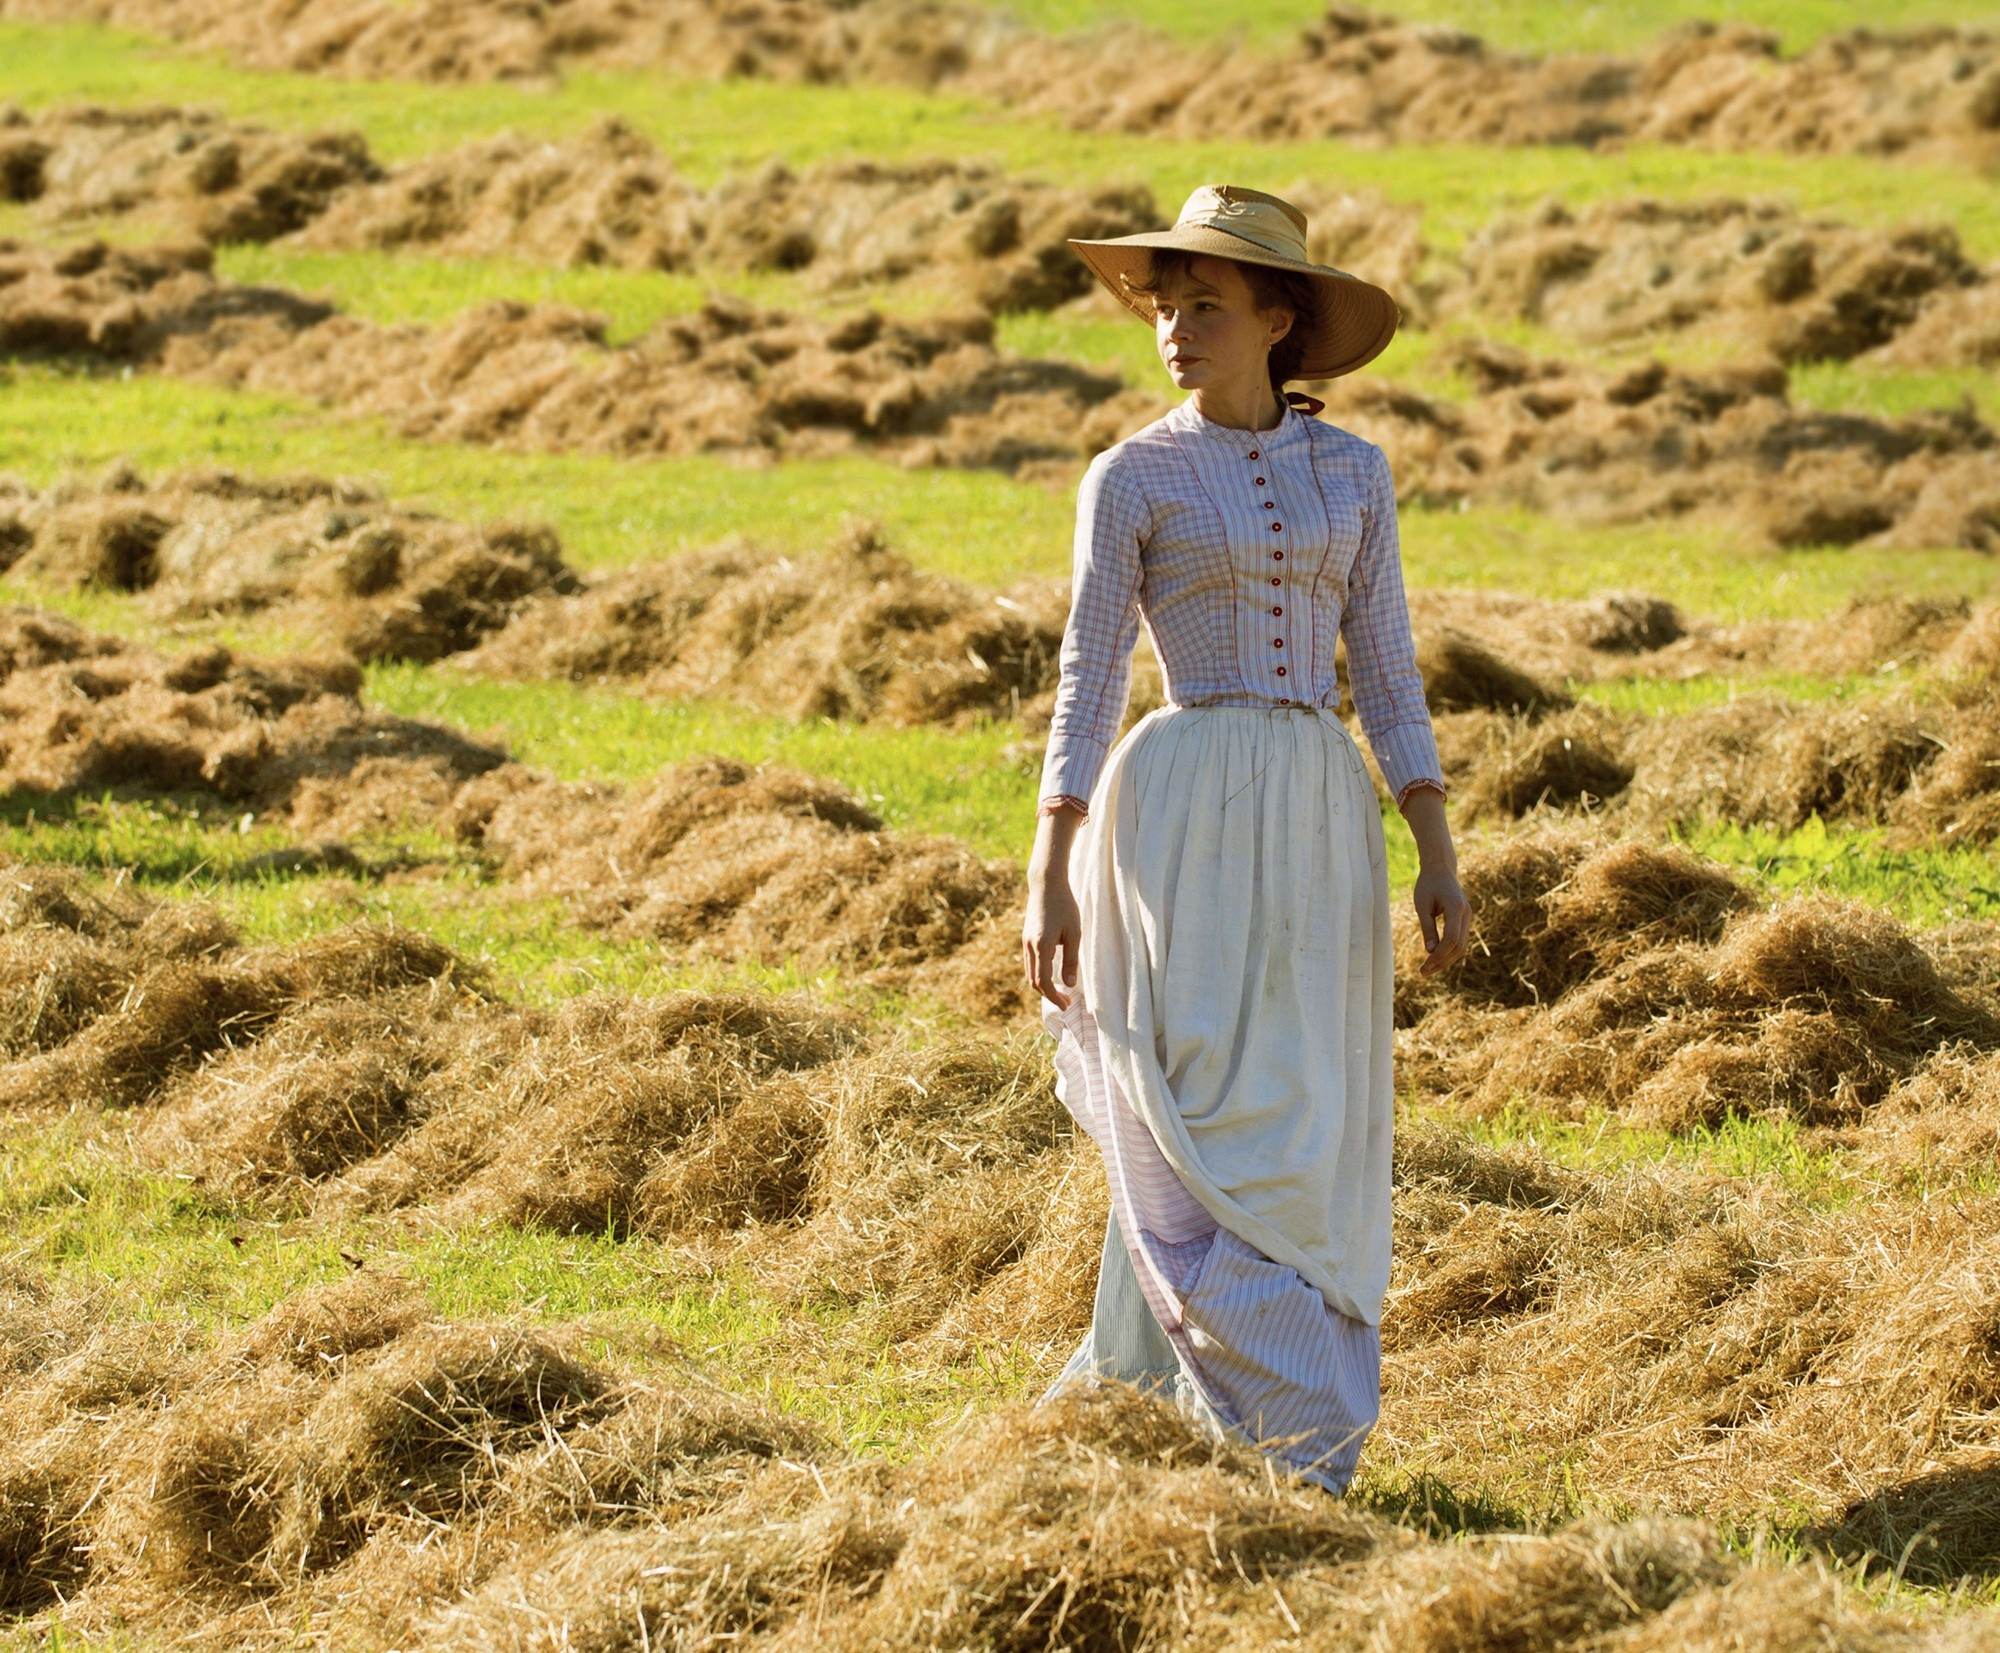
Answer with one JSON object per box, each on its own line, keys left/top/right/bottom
{"left": 1037, "top": 703, "right": 1393, "bottom": 1494}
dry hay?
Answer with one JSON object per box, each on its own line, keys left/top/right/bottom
{"left": 0, "top": 101, "right": 379, "bottom": 242}
{"left": 0, "top": 239, "right": 1158, "bottom": 481}
{"left": 446, "top": 755, "right": 1035, "bottom": 1023}
{"left": 1440, "top": 194, "right": 1992, "bottom": 366}
{"left": 0, "top": 1271, "right": 831, "bottom": 1641}
{"left": 1395, "top": 822, "right": 2000, "bottom": 1131}
{"left": 0, "top": 102, "right": 1159, "bottom": 315}
{"left": 1381, "top": 1120, "right": 2000, "bottom": 1591}
{"left": 7, "top": 0, "right": 1996, "bottom": 169}
{"left": 14, "top": 98, "right": 1998, "bottom": 375}
{"left": 1322, "top": 339, "right": 2000, "bottom": 553}
{"left": 1, "top": 460, "right": 582, "bottom": 662}
{"left": 0, "top": 605, "right": 509, "bottom": 831}
{"left": 0, "top": 862, "right": 1091, "bottom": 1350}
{"left": 462, "top": 516, "right": 1071, "bottom": 726}
{"left": 5, "top": 1270, "right": 1992, "bottom": 1647}
{"left": 0, "top": 862, "right": 473, "bottom": 1111}
{"left": 297, "top": 123, "right": 1160, "bottom": 313}
{"left": 1358, "top": 591, "right": 2000, "bottom": 842}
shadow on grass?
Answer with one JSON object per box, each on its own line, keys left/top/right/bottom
{"left": 1799, "top": 1459, "right": 2000, "bottom": 1590}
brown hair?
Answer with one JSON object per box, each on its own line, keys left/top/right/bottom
{"left": 1120, "top": 247, "right": 1320, "bottom": 404}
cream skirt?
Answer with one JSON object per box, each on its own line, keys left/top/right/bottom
{"left": 1036, "top": 702, "right": 1394, "bottom": 1494}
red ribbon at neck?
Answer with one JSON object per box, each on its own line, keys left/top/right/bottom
{"left": 1283, "top": 389, "right": 1326, "bottom": 417}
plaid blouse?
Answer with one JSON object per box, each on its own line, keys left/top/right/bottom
{"left": 1038, "top": 394, "right": 1447, "bottom": 820}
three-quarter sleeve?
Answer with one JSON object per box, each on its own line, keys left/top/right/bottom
{"left": 1037, "top": 448, "right": 1148, "bottom": 821}
{"left": 1341, "top": 442, "right": 1446, "bottom": 810}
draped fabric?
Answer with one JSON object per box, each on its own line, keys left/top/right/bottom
{"left": 1037, "top": 702, "right": 1394, "bottom": 1494}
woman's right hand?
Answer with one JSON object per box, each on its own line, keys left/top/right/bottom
{"left": 1023, "top": 868, "right": 1083, "bottom": 1011}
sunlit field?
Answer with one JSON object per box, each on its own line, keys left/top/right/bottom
{"left": 2, "top": 1, "right": 1998, "bottom": 1646}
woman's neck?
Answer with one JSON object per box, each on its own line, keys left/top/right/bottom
{"left": 1191, "top": 383, "right": 1285, "bottom": 432}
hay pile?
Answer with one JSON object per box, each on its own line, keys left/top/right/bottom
{"left": 18, "top": 99, "right": 1995, "bottom": 370}
{"left": 1383, "top": 1119, "right": 2000, "bottom": 1585}
{"left": 7, "top": 0, "right": 1996, "bottom": 169}
{"left": 1, "top": 461, "right": 582, "bottom": 661}
{"left": 0, "top": 238, "right": 1158, "bottom": 480}
{"left": 462, "top": 517, "right": 1072, "bottom": 725}
{"left": 1395, "top": 824, "right": 2000, "bottom": 1130}
{"left": 0, "top": 861, "right": 1092, "bottom": 1345}
{"left": 297, "top": 125, "right": 1160, "bottom": 312}
{"left": 1400, "top": 604, "right": 2000, "bottom": 845}
{"left": 1324, "top": 339, "right": 2000, "bottom": 552}
{"left": 0, "top": 605, "right": 508, "bottom": 829}
{"left": 0, "top": 102, "right": 1154, "bottom": 315}
{"left": 447, "top": 754, "right": 1034, "bottom": 1023}
{"left": 1440, "top": 195, "right": 1992, "bottom": 365}
{"left": 0, "top": 102, "right": 379, "bottom": 242}
{"left": 5, "top": 1262, "right": 1997, "bottom": 1647}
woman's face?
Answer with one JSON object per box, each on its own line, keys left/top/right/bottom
{"left": 1149, "top": 254, "right": 1291, "bottom": 395}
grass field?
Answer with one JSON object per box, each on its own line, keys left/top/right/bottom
{"left": 3, "top": 1, "right": 1999, "bottom": 1646}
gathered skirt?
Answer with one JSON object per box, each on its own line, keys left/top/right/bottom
{"left": 1036, "top": 702, "right": 1394, "bottom": 1494}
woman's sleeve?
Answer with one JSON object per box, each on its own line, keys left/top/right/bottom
{"left": 1037, "top": 449, "right": 1147, "bottom": 822}
{"left": 1340, "top": 442, "right": 1447, "bottom": 810}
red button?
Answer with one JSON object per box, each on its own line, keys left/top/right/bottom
{"left": 1270, "top": 577, "right": 1281, "bottom": 586}
{"left": 1276, "top": 696, "right": 1291, "bottom": 705}
{"left": 1263, "top": 501, "right": 1275, "bottom": 509}
{"left": 1247, "top": 450, "right": 1259, "bottom": 459}
{"left": 1272, "top": 638, "right": 1283, "bottom": 648}
{"left": 1275, "top": 665, "right": 1287, "bottom": 676}
{"left": 1272, "top": 550, "right": 1283, "bottom": 560}
{"left": 1254, "top": 476, "right": 1265, "bottom": 485}
{"left": 1272, "top": 605, "right": 1282, "bottom": 616}
{"left": 1270, "top": 522, "right": 1282, "bottom": 531}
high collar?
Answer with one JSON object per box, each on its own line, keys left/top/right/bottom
{"left": 1168, "top": 393, "right": 1308, "bottom": 455}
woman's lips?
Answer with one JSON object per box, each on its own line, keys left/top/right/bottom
{"left": 1172, "top": 356, "right": 1202, "bottom": 366}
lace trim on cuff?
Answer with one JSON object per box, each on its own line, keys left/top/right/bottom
{"left": 1395, "top": 778, "right": 1448, "bottom": 809}
{"left": 1039, "top": 794, "right": 1091, "bottom": 821}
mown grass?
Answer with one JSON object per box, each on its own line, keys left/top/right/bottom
{"left": 0, "top": 1115, "right": 1045, "bottom": 1455}
{"left": 997, "top": 0, "right": 2000, "bottom": 54}
{"left": 6, "top": 19, "right": 2000, "bottom": 260}
{"left": 5, "top": 364, "right": 1997, "bottom": 620}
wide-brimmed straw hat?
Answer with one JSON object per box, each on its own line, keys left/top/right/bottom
{"left": 1067, "top": 183, "right": 1400, "bottom": 380}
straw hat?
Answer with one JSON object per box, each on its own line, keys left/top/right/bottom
{"left": 1067, "top": 183, "right": 1400, "bottom": 380}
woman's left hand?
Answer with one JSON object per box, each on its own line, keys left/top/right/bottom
{"left": 1412, "top": 863, "right": 1471, "bottom": 976}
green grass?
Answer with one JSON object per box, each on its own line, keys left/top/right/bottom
{"left": 6, "top": 20, "right": 2000, "bottom": 261}
{"left": 213, "top": 243, "right": 860, "bottom": 347}
{"left": 992, "top": 0, "right": 2000, "bottom": 54}
{"left": 6, "top": 364, "right": 1997, "bottom": 621}
{"left": 0, "top": 1116, "right": 1044, "bottom": 1454}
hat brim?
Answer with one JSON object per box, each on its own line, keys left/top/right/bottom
{"left": 1066, "top": 224, "right": 1399, "bottom": 381}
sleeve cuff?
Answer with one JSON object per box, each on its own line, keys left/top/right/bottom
{"left": 1037, "top": 731, "right": 1108, "bottom": 819}
{"left": 1370, "top": 720, "right": 1446, "bottom": 809}
{"left": 1038, "top": 794, "right": 1091, "bottom": 821}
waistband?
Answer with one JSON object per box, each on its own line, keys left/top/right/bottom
{"left": 1164, "top": 696, "right": 1344, "bottom": 717}
{"left": 1153, "top": 697, "right": 1360, "bottom": 741}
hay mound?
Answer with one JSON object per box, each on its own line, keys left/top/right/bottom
{"left": 1327, "top": 340, "right": 2000, "bottom": 553}
{"left": 1442, "top": 195, "right": 1989, "bottom": 364}
{"left": 463, "top": 517, "right": 1070, "bottom": 725}
{"left": 0, "top": 605, "right": 509, "bottom": 827}
{"left": 0, "top": 238, "right": 1155, "bottom": 481}
{"left": 4, "top": 461, "right": 583, "bottom": 661}
{"left": 450, "top": 755, "right": 1034, "bottom": 1021}
{"left": 0, "top": 102, "right": 379, "bottom": 242}
{"left": 298, "top": 124, "right": 1158, "bottom": 312}
{"left": 1398, "top": 823, "right": 2000, "bottom": 1128}
{"left": 8, "top": 0, "right": 1995, "bottom": 170}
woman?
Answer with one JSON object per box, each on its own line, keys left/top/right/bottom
{"left": 1023, "top": 183, "right": 1472, "bottom": 1494}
